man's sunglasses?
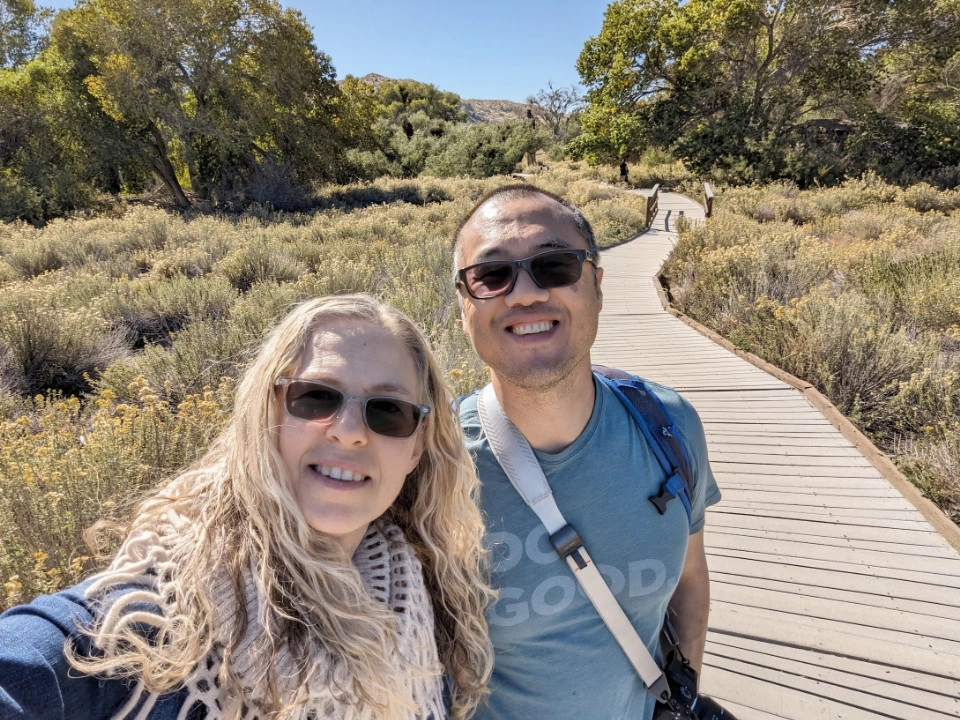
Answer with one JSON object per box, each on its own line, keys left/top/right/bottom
{"left": 457, "top": 249, "right": 598, "bottom": 299}
{"left": 275, "top": 378, "right": 431, "bottom": 439}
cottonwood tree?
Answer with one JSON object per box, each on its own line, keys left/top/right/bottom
{"left": 574, "top": 0, "right": 959, "bottom": 183}
{"left": 52, "top": 0, "right": 348, "bottom": 207}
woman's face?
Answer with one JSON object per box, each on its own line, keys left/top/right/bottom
{"left": 276, "top": 319, "right": 425, "bottom": 556}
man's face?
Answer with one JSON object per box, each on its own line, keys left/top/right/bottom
{"left": 456, "top": 194, "right": 603, "bottom": 391}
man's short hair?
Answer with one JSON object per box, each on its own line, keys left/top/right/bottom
{"left": 451, "top": 184, "right": 598, "bottom": 270}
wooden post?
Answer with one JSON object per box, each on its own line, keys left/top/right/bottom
{"left": 646, "top": 184, "right": 661, "bottom": 228}
{"left": 703, "top": 182, "right": 714, "bottom": 218}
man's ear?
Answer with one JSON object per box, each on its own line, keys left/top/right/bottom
{"left": 594, "top": 265, "right": 604, "bottom": 303}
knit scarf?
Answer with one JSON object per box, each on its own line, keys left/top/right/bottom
{"left": 84, "top": 515, "right": 445, "bottom": 720}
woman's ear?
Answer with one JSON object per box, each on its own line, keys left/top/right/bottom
{"left": 406, "top": 433, "right": 425, "bottom": 476}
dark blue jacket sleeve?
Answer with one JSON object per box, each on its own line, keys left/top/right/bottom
{"left": 0, "top": 580, "right": 133, "bottom": 720}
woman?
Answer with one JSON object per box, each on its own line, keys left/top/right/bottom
{"left": 0, "top": 294, "right": 494, "bottom": 720}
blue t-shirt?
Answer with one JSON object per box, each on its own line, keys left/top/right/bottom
{"left": 460, "top": 376, "right": 721, "bottom": 720}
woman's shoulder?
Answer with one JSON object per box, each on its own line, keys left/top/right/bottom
{"left": 0, "top": 579, "right": 142, "bottom": 720}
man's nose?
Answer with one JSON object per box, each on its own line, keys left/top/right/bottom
{"left": 505, "top": 267, "right": 549, "bottom": 306}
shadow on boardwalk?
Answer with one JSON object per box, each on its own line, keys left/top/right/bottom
{"left": 592, "top": 192, "right": 960, "bottom": 719}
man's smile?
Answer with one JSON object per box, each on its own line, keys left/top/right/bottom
{"left": 509, "top": 320, "right": 558, "bottom": 336}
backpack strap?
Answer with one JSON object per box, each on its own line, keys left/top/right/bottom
{"left": 592, "top": 365, "right": 694, "bottom": 524}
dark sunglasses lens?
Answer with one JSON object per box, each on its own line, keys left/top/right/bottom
{"left": 530, "top": 252, "right": 583, "bottom": 287}
{"left": 285, "top": 381, "right": 343, "bottom": 420}
{"left": 465, "top": 262, "right": 515, "bottom": 298}
{"left": 365, "top": 398, "right": 421, "bottom": 438}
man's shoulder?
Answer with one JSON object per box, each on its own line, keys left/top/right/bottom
{"left": 600, "top": 371, "right": 700, "bottom": 429}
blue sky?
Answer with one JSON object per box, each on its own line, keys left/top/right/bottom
{"left": 42, "top": 0, "right": 614, "bottom": 102}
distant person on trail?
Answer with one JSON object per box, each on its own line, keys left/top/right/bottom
{"left": 0, "top": 294, "right": 493, "bottom": 720}
{"left": 620, "top": 160, "right": 630, "bottom": 184}
{"left": 452, "top": 185, "right": 723, "bottom": 720}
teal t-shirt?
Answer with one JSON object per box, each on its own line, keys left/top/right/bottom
{"left": 460, "top": 376, "right": 721, "bottom": 720}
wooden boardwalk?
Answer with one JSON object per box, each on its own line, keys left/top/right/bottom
{"left": 592, "top": 192, "right": 960, "bottom": 719}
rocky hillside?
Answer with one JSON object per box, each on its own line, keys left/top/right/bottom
{"left": 460, "top": 98, "right": 529, "bottom": 124}
{"left": 354, "top": 73, "right": 528, "bottom": 124}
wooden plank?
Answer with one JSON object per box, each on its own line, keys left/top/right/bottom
{"left": 715, "top": 492, "right": 917, "bottom": 511}
{"left": 710, "top": 583, "right": 960, "bottom": 645}
{"left": 706, "top": 547, "right": 960, "bottom": 589}
{"left": 708, "top": 524, "right": 958, "bottom": 559}
{"left": 708, "top": 512, "right": 948, "bottom": 546}
{"left": 709, "top": 505, "right": 940, "bottom": 531}
{"left": 704, "top": 653, "right": 958, "bottom": 719}
{"left": 707, "top": 555, "right": 957, "bottom": 607}
{"left": 713, "top": 463, "right": 883, "bottom": 478}
{"left": 701, "top": 664, "right": 898, "bottom": 719}
{"left": 709, "top": 604, "right": 960, "bottom": 679}
{"left": 709, "top": 571, "right": 960, "bottom": 622}
{"left": 708, "top": 531, "right": 960, "bottom": 575}
{"left": 708, "top": 451, "right": 875, "bottom": 467}
{"left": 709, "top": 632, "right": 960, "bottom": 698}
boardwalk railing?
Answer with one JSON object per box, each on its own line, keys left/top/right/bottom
{"left": 646, "top": 183, "right": 661, "bottom": 228}
{"left": 703, "top": 182, "right": 714, "bottom": 217}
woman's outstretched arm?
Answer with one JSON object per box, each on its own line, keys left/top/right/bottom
{"left": 0, "top": 581, "right": 132, "bottom": 720}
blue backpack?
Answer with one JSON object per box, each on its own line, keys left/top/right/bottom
{"left": 592, "top": 365, "right": 695, "bottom": 524}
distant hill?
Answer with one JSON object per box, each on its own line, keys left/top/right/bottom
{"left": 459, "top": 98, "right": 530, "bottom": 125}
{"left": 354, "top": 73, "right": 529, "bottom": 125}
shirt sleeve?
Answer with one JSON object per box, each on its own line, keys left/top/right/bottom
{"left": 0, "top": 582, "right": 133, "bottom": 720}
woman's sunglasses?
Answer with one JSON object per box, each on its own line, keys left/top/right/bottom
{"left": 275, "top": 378, "right": 431, "bottom": 438}
{"left": 457, "top": 248, "right": 598, "bottom": 300}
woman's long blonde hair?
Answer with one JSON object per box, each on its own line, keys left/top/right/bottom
{"left": 72, "top": 294, "right": 494, "bottom": 719}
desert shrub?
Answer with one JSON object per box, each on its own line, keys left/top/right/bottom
{"left": 149, "top": 243, "right": 217, "bottom": 279}
{"left": 215, "top": 239, "right": 307, "bottom": 291}
{"left": 0, "top": 276, "right": 127, "bottom": 396}
{"left": 0, "top": 380, "right": 233, "bottom": 606}
{"left": 584, "top": 195, "right": 649, "bottom": 246}
{"left": 567, "top": 180, "right": 619, "bottom": 207}
{"left": 0, "top": 172, "right": 45, "bottom": 225}
{"left": 899, "top": 183, "right": 960, "bottom": 214}
{"left": 102, "top": 276, "right": 239, "bottom": 348}
{"left": 901, "top": 423, "right": 960, "bottom": 526}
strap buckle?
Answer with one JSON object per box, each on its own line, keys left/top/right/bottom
{"left": 550, "top": 524, "right": 588, "bottom": 570}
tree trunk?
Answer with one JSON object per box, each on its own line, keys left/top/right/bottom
{"left": 147, "top": 122, "right": 190, "bottom": 208}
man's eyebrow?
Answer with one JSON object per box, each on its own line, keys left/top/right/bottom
{"left": 473, "top": 239, "right": 573, "bottom": 262}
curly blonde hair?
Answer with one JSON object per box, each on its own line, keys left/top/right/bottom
{"left": 72, "top": 294, "right": 494, "bottom": 719}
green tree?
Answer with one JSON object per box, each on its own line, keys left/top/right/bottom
{"left": 52, "top": 0, "right": 347, "bottom": 208}
{"left": 575, "top": 0, "right": 943, "bottom": 183}
{"left": 375, "top": 79, "right": 465, "bottom": 130}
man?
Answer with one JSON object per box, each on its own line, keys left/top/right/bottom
{"left": 453, "top": 185, "right": 721, "bottom": 719}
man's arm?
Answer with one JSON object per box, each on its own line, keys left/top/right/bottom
{"left": 667, "top": 529, "right": 710, "bottom": 675}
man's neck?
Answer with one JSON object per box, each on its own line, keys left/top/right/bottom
{"left": 491, "top": 362, "right": 597, "bottom": 454}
